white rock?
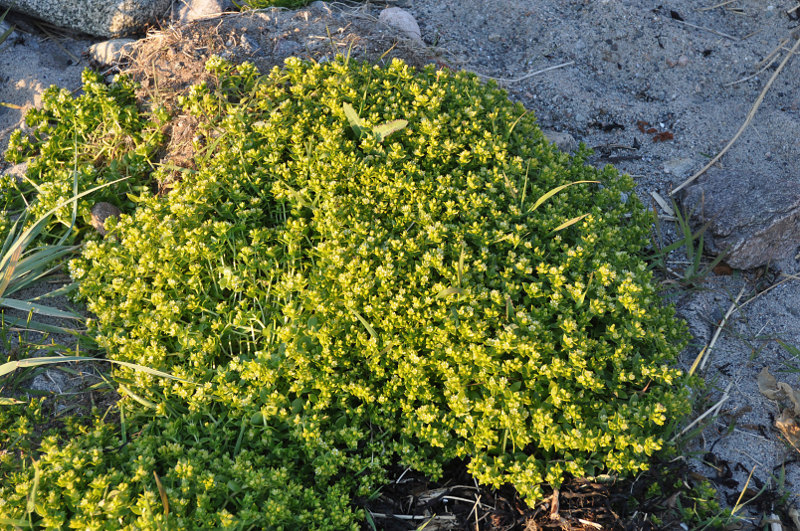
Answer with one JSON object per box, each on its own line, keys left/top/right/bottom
{"left": 173, "top": 0, "right": 232, "bottom": 24}
{"left": 378, "top": 7, "right": 423, "bottom": 45}
{"left": 87, "top": 38, "right": 136, "bottom": 66}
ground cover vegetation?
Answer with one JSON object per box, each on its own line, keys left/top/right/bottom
{"left": 0, "top": 55, "right": 696, "bottom": 528}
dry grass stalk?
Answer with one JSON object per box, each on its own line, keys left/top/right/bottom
{"left": 671, "top": 33, "right": 800, "bottom": 195}
{"left": 699, "top": 285, "right": 747, "bottom": 372}
{"left": 474, "top": 61, "right": 575, "bottom": 84}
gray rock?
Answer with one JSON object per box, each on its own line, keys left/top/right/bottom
{"left": 2, "top": 162, "right": 27, "bottom": 182}
{"left": 541, "top": 129, "right": 577, "bottom": 153}
{"left": 173, "top": 0, "right": 232, "bottom": 24}
{"left": 680, "top": 169, "right": 800, "bottom": 270}
{"left": 663, "top": 157, "right": 695, "bottom": 178}
{"left": 30, "top": 370, "right": 68, "bottom": 394}
{"left": 87, "top": 38, "right": 136, "bottom": 65}
{"left": 1, "top": 0, "right": 172, "bottom": 37}
{"left": 378, "top": 7, "right": 423, "bottom": 45}
{"left": 91, "top": 202, "right": 122, "bottom": 236}
{"left": 309, "top": 1, "right": 333, "bottom": 14}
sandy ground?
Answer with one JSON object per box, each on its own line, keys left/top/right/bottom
{"left": 1, "top": 0, "right": 800, "bottom": 525}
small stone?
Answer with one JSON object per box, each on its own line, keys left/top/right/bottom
{"left": 309, "top": 1, "right": 332, "bottom": 14}
{"left": 173, "top": 0, "right": 233, "bottom": 24}
{"left": 677, "top": 54, "right": 689, "bottom": 67}
{"left": 87, "top": 39, "right": 136, "bottom": 66}
{"left": 91, "top": 202, "right": 122, "bottom": 236}
{"left": 2, "top": 162, "right": 27, "bottom": 182}
{"left": 662, "top": 157, "right": 695, "bottom": 177}
{"left": 541, "top": 129, "right": 577, "bottom": 153}
{"left": 378, "top": 7, "right": 423, "bottom": 45}
{"left": 488, "top": 33, "right": 501, "bottom": 42}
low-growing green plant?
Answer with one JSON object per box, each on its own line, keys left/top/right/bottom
{"left": 2, "top": 70, "right": 164, "bottom": 241}
{"left": 1, "top": 56, "right": 692, "bottom": 527}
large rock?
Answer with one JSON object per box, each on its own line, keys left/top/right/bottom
{"left": 1, "top": 0, "right": 172, "bottom": 37}
{"left": 680, "top": 169, "right": 800, "bottom": 270}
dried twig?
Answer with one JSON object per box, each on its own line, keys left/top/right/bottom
{"left": 700, "top": 285, "right": 747, "bottom": 372}
{"left": 671, "top": 382, "right": 732, "bottom": 442}
{"left": 474, "top": 61, "right": 575, "bottom": 84}
{"left": 671, "top": 33, "right": 800, "bottom": 195}
{"left": 672, "top": 18, "right": 739, "bottom": 41}
{"left": 725, "top": 51, "right": 781, "bottom": 86}
{"left": 368, "top": 512, "right": 457, "bottom": 521}
{"left": 699, "top": 0, "right": 739, "bottom": 11}
{"left": 739, "top": 273, "right": 800, "bottom": 310}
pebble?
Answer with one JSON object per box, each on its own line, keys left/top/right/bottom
{"left": 173, "top": 0, "right": 233, "bottom": 24}
{"left": 309, "top": 1, "right": 333, "bottom": 14}
{"left": 87, "top": 38, "right": 136, "bottom": 66}
{"left": 542, "top": 129, "right": 578, "bottom": 153}
{"left": 91, "top": 202, "right": 122, "bottom": 236}
{"left": 378, "top": 7, "right": 424, "bottom": 45}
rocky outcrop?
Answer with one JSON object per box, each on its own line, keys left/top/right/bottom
{"left": 2, "top": 0, "right": 172, "bottom": 37}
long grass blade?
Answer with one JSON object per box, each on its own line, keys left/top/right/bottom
{"left": 0, "top": 355, "right": 194, "bottom": 384}
{"left": 0, "top": 176, "right": 130, "bottom": 274}
{"left": 0, "top": 314, "right": 80, "bottom": 334}
{"left": 553, "top": 213, "right": 589, "bottom": 232}
{"left": 30, "top": 282, "right": 79, "bottom": 300}
{"left": 0, "top": 241, "right": 22, "bottom": 297}
{"left": 528, "top": 180, "right": 598, "bottom": 213}
{"left": 0, "top": 297, "right": 81, "bottom": 319}
{"left": 0, "top": 397, "right": 25, "bottom": 405}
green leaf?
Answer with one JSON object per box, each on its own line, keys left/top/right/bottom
{"left": 342, "top": 102, "right": 363, "bottom": 128}
{"left": 26, "top": 460, "right": 41, "bottom": 516}
{"left": 349, "top": 308, "right": 378, "bottom": 340}
{"left": 0, "top": 517, "right": 30, "bottom": 527}
{"left": 0, "top": 297, "right": 82, "bottom": 320}
{"left": 435, "top": 286, "right": 465, "bottom": 299}
{"left": 373, "top": 119, "right": 408, "bottom": 142}
{"left": 118, "top": 383, "right": 157, "bottom": 409}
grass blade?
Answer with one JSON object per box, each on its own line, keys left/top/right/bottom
{"left": 0, "top": 397, "right": 25, "bottom": 405}
{"left": 0, "top": 355, "right": 194, "bottom": 384}
{"left": 528, "top": 180, "right": 598, "bottom": 213}
{"left": 0, "top": 297, "right": 81, "bottom": 320}
{"left": 553, "top": 213, "right": 589, "bottom": 232}
{"left": 350, "top": 308, "right": 378, "bottom": 341}
{"left": 26, "top": 461, "right": 41, "bottom": 516}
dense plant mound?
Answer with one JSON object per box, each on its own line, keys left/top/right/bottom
{"left": 0, "top": 56, "right": 690, "bottom": 527}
